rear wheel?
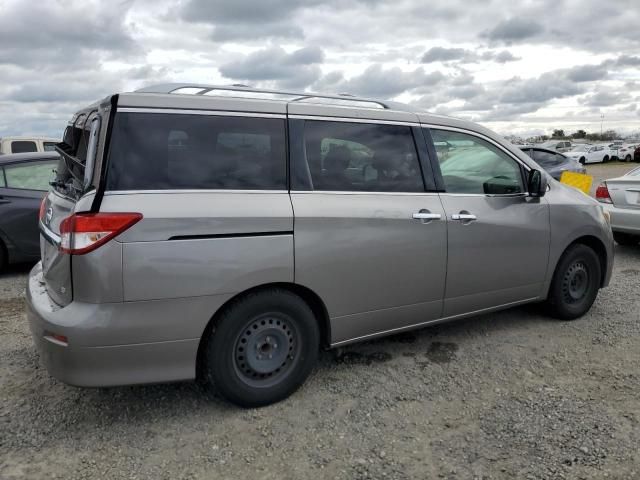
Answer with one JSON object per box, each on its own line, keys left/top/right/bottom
{"left": 613, "top": 232, "right": 639, "bottom": 246}
{"left": 545, "top": 244, "right": 601, "bottom": 320}
{"left": 202, "top": 289, "right": 320, "bottom": 407}
{"left": 625, "top": 155, "right": 632, "bottom": 162}
{"left": 603, "top": 155, "right": 609, "bottom": 163}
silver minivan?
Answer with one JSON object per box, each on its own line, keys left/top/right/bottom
{"left": 27, "top": 84, "right": 614, "bottom": 407}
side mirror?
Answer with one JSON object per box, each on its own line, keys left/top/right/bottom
{"left": 528, "top": 169, "right": 548, "bottom": 197}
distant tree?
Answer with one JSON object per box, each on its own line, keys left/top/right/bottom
{"left": 540, "top": 135, "right": 549, "bottom": 141}
{"left": 552, "top": 129, "right": 565, "bottom": 138}
{"left": 571, "top": 130, "right": 587, "bottom": 139}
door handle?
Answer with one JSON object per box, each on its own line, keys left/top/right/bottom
{"left": 412, "top": 212, "right": 442, "bottom": 220}
{"left": 451, "top": 213, "right": 477, "bottom": 221}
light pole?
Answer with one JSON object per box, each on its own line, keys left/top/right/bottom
{"left": 600, "top": 114, "right": 604, "bottom": 137}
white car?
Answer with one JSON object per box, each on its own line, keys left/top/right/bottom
{"left": 596, "top": 165, "right": 640, "bottom": 245}
{"left": 565, "top": 144, "right": 612, "bottom": 164}
{"left": 616, "top": 144, "right": 638, "bottom": 162}
{"left": 0, "top": 136, "right": 59, "bottom": 155}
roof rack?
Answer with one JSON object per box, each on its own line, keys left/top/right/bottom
{"left": 134, "top": 83, "right": 394, "bottom": 110}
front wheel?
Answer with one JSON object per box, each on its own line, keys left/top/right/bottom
{"left": 202, "top": 289, "right": 320, "bottom": 407}
{"left": 602, "top": 155, "right": 609, "bottom": 163}
{"left": 545, "top": 244, "right": 601, "bottom": 320}
{"left": 579, "top": 157, "right": 586, "bottom": 165}
{"left": 626, "top": 155, "right": 632, "bottom": 162}
{"left": 613, "top": 232, "right": 639, "bottom": 246}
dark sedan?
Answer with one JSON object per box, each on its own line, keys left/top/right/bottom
{"left": 0, "top": 152, "right": 58, "bottom": 271}
{"left": 520, "top": 147, "right": 587, "bottom": 180}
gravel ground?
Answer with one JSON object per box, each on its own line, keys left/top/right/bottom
{"left": 1, "top": 168, "right": 639, "bottom": 479}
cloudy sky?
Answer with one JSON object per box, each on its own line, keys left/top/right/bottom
{"left": 1, "top": 0, "right": 639, "bottom": 139}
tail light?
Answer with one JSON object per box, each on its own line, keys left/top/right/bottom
{"left": 59, "top": 212, "right": 142, "bottom": 254}
{"left": 595, "top": 183, "right": 612, "bottom": 204}
{"left": 39, "top": 197, "right": 47, "bottom": 221}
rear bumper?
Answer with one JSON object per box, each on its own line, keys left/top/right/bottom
{"left": 603, "top": 204, "right": 640, "bottom": 234}
{"left": 26, "top": 262, "right": 205, "bottom": 387}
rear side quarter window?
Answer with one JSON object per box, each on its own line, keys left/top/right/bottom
{"left": 11, "top": 141, "right": 37, "bottom": 153}
{"left": 106, "top": 113, "right": 287, "bottom": 191}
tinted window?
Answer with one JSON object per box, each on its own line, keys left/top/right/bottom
{"left": 303, "top": 121, "right": 424, "bottom": 192}
{"left": 106, "top": 113, "right": 286, "bottom": 191}
{"left": 11, "top": 141, "right": 37, "bottom": 153}
{"left": 431, "top": 130, "right": 524, "bottom": 195}
{"left": 4, "top": 161, "right": 56, "bottom": 190}
{"left": 533, "top": 150, "right": 563, "bottom": 167}
{"left": 0, "top": 168, "right": 5, "bottom": 187}
{"left": 43, "top": 142, "right": 57, "bottom": 151}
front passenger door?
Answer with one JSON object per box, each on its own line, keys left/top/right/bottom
{"left": 427, "top": 128, "right": 550, "bottom": 317}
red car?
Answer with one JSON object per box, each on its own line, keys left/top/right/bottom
{"left": 635, "top": 145, "right": 640, "bottom": 162}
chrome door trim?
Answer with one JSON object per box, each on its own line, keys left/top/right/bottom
{"left": 287, "top": 114, "right": 420, "bottom": 127}
{"left": 412, "top": 212, "right": 442, "bottom": 220}
{"left": 39, "top": 221, "right": 61, "bottom": 246}
{"left": 117, "top": 108, "right": 286, "bottom": 119}
{"left": 451, "top": 213, "right": 477, "bottom": 221}
{"left": 329, "top": 297, "right": 540, "bottom": 347}
{"left": 103, "top": 189, "right": 290, "bottom": 195}
{"left": 290, "top": 190, "right": 439, "bottom": 196}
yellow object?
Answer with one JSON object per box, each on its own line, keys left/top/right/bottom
{"left": 560, "top": 171, "right": 593, "bottom": 195}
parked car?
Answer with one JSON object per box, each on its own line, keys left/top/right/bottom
{"left": 0, "top": 152, "right": 59, "bottom": 271}
{"left": 596, "top": 165, "right": 640, "bottom": 246}
{"left": 520, "top": 147, "right": 586, "bottom": 180}
{"left": 27, "top": 84, "right": 614, "bottom": 407}
{"left": 540, "top": 140, "right": 573, "bottom": 153}
{"left": 616, "top": 144, "right": 638, "bottom": 162}
{"left": 565, "top": 144, "right": 612, "bottom": 164}
{"left": 634, "top": 145, "right": 640, "bottom": 162}
{"left": 0, "top": 136, "right": 59, "bottom": 155}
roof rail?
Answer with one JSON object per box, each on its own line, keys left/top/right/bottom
{"left": 134, "top": 83, "right": 394, "bottom": 110}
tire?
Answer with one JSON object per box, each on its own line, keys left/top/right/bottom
{"left": 626, "top": 155, "right": 632, "bottom": 162}
{"left": 613, "top": 232, "right": 639, "bottom": 246}
{"left": 545, "top": 244, "right": 601, "bottom": 320}
{"left": 201, "top": 288, "right": 320, "bottom": 407}
{"left": 579, "top": 157, "right": 586, "bottom": 165}
{"left": 603, "top": 156, "right": 609, "bottom": 163}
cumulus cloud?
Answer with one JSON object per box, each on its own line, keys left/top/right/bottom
{"left": 1, "top": 0, "right": 640, "bottom": 136}
{"left": 420, "top": 47, "right": 519, "bottom": 64}
{"left": 219, "top": 46, "right": 325, "bottom": 89}
{"left": 482, "top": 18, "right": 544, "bottom": 43}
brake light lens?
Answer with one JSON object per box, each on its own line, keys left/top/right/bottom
{"left": 59, "top": 212, "right": 142, "bottom": 254}
{"left": 595, "top": 183, "right": 612, "bottom": 204}
{"left": 39, "top": 197, "right": 47, "bottom": 221}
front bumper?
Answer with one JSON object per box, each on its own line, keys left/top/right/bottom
{"left": 26, "top": 262, "right": 203, "bottom": 387}
{"left": 602, "top": 204, "right": 640, "bottom": 235}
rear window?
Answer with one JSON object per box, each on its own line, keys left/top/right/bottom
{"left": 106, "top": 113, "right": 286, "bottom": 191}
{"left": 11, "top": 141, "right": 37, "bottom": 153}
{"left": 43, "top": 142, "right": 57, "bottom": 151}
{"left": 4, "top": 161, "right": 57, "bottom": 190}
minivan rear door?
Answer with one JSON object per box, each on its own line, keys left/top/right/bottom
{"left": 39, "top": 108, "right": 103, "bottom": 306}
{"left": 288, "top": 104, "right": 447, "bottom": 345}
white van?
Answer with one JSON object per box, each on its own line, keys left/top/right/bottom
{"left": 0, "top": 136, "right": 59, "bottom": 155}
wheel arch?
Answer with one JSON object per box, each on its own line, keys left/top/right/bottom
{"left": 195, "top": 282, "right": 331, "bottom": 379}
